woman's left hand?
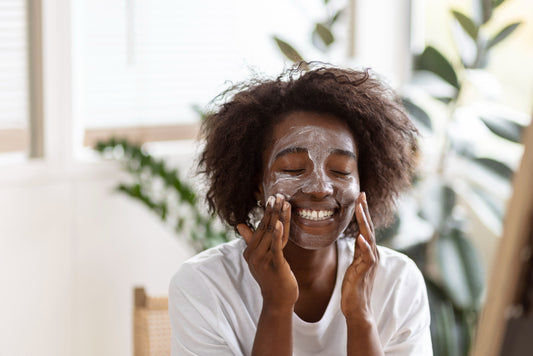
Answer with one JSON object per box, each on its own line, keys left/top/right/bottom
{"left": 341, "top": 192, "right": 379, "bottom": 322}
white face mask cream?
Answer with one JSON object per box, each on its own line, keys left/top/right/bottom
{"left": 261, "top": 111, "right": 361, "bottom": 249}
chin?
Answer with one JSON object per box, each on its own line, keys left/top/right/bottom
{"left": 288, "top": 227, "right": 340, "bottom": 250}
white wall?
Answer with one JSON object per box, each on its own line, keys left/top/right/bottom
{"left": 0, "top": 153, "right": 197, "bottom": 356}
{"left": 0, "top": 1, "right": 197, "bottom": 353}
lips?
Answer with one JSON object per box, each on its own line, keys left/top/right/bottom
{"left": 295, "top": 208, "right": 335, "bottom": 221}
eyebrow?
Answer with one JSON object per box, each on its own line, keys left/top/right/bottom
{"left": 274, "top": 147, "right": 357, "bottom": 160}
{"left": 274, "top": 147, "right": 307, "bottom": 160}
{"left": 329, "top": 148, "right": 357, "bottom": 160}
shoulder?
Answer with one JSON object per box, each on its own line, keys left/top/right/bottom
{"left": 377, "top": 245, "right": 421, "bottom": 276}
{"left": 375, "top": 247, "right": 432, "bottom": 352}
{"left": 169, "top": 239, "right": 250, "bottom": 355}
{"left": 336, "top": 239, "right": 428, "bottom": 315}
{"left": 177, "top": 238, "right": 246, "bottom": 271}
{"left": 170, "top": 238, "right": 246, "bottom": 290}
{"left": 338, "top": 238, "right": 421, "bottom": 277}
{"left": 372, "top": 245, "right": 429, "bottom": 326}
{"left": 374, "top": 245, "right": 426, "bottom": 296}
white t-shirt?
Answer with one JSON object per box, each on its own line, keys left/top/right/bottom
{"left": 169, "top": 238, "right": 432, "bottom": 355}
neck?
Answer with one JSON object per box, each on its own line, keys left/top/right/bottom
{"left": 283, "top": 240, "right": 337, "bottom": 289}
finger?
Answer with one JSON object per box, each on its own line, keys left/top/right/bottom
{"left": 349, "top": 235, "right": 364, "bottom": 266}
{"left": 361, "top": 192, "right": 375, "bottom": 235}
{"left": 357, "top": 233, "right": 376, "bottom": 266}
{"left": 360, "top": 193, "right": 379, "bottom": 258}
{"left": 247, "top": 195, "right": 275, "bottom": 251}
{"left": 350, "top": 254, "right": 363, "bottom": 268}
{"left": 347, "top": 236, "right": 373, "bottom": 276}
{"left": 237, "top": 223, "right": 253, "bottom": 244}
{"left": 355, "top": 203, "right": 372, "bottom": 244}
{"left": 255, "top": 195, "right": 283, "bottom": 255}
{"left": 271, "top": 220, "right": 285, "bottom": 267}
{"left": 279, "top": 201, "right": 291, "bottom": 248}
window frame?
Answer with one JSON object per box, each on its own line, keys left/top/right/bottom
{"left": 0, "top": 0, "right": 43, "bottom": 156}
{"left": 83, "top": 122, "right": 200, "bottom": 148}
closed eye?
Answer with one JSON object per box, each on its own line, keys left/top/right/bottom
{"left": 283, "top": 169, "right": 304, "bottom": 175}
{"left": 331, "top": 170, "right": 350, "bottom": 176}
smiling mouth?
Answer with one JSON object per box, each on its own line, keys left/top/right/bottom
{"left": 296, "top": 208, "right": 335, "bottom": 221}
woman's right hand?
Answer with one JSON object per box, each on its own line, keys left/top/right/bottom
{"left": 237, "top": 194, "right": 298, "bottom": 311}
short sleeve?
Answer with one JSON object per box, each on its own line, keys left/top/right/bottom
{"left": 383, "top": 259, "right": 433, "bottom": 356}
{"left": 169, "top": 263, "right": 237, "bottom": 356}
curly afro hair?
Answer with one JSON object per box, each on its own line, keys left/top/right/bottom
{"left": 198, "top": 64, "right": 418, "bottom": 235}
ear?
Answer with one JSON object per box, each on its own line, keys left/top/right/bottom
{"left": 255, "top": 184, "right": 264, "bottom": 201}
{"left": 253, "top": 171, "right": 264, "bottom": 199}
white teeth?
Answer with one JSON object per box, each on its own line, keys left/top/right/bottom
{"left": 296, "top": 209, "right": 334, "bottom": 221}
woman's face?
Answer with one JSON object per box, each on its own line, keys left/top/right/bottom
{"left": 261, "top": 111, "right": 360, "bottom": 250}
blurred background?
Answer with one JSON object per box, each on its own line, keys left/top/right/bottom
{"left": 0, "top": 0, "right": 532, "bottom": 355}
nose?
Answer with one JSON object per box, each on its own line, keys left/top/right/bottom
{"left": 301, "top": 169, "right": 334, "bottom": 199}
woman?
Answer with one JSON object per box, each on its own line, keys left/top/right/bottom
{"left": 170, "top": 65, "right": 432, "bottom": 355}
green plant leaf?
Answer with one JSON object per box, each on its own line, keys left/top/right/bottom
{"left": 426, "top": 274, "right": 473, "bottom": 356}
{"left": 472, "top": 157, "right": 513, "bottom": 180}
{"left": 492, "top": 0, "right": 506, "bottom": 8}
{"left": 401, "top": 242, "right": 429, "bottom": 270}
{"left": 437, "top": 228, "right": 484, "bottom": 309}
{"left": 480, "top": 115, "right": 525, "bottom": 143}
{"left": 487, "top": 22, "right": 521, "bottom": 49}
{"left": 440, "top": 302, "right": 458, "bottom": 356}
{"left": 457, "top": 183, "right": 505, "bottom": 235}
{"left": 425, "top": 274, "right": 453, "bottom": 301}
{"left": 436, "top": 96, "right": 454, "bottom": 104}
{"left": 455, "top": 308, "right": 475, "bottom": 355}
{"left": 96, "top": 138, "right": 233, "bottom": 252}
{"left": 479, "top": 0, "right": 493, "bottom": 24}
{"left": 177, "top": 217, "right": 185, "bottom": 231}
{"left": 173, "top": 175, "right": 197, "bottom": 205}
{"left": 452, "top": 10, "right": 479, "bottom": 40}
{"left": 329, "top": 8, "right": 344, "bottom": 25}
{"left": 314, "top": 23, "right": 335, "bottom": 46}
{"left": 428, "top": 289, "right": 457, "bottom": 356}
{"left": 449, "top": 135, "right": 476, "bottom": 159}
{"left": 273, "top": 36, "right": 305, "bottom": 64}
{"left": 401, "top": 97, "right": 433, "bottom": 132}
{"left": 418, "top": 182, "right": 456, "bottom": 229}
{"left": 191, "top": 103, "right": 209, "bottom": 121}
{"left": 416, "top": 46, "right": 460, "bottom": 89}
{"left": 470, "top": 185, "right": 505, "bottom": 219}
{"left": 375, "top": 212, "right": 400, "bottom": 243}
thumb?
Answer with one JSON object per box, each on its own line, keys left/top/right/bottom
{"left": 237, "top": 223, "right": 253, "bottom": 244}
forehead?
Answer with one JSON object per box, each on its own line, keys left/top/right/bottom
{"left": 269, "top": 111, "right": 357, "bottom": 154}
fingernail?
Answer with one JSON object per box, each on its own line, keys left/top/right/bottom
{"left": 362, "top": 192, "right": 367, "bottom": 202}
{"left": 283, "top": 202, "right": 290, "bottom": 211}
{"left": 267, "top": 196, "right": 275, "bottom": 208}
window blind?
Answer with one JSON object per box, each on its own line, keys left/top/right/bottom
{"left": 72, "top": 0, "right": 320, "bottom": 130}
{"left": 0, "top": 0, "right": 28, "bottom": 129}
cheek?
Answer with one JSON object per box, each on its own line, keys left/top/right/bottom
{"left": 263, "top": 174, "right": 303, "bottom": 198}
{"left": 336, "top": 179, "right": 360, "bottom": 206}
